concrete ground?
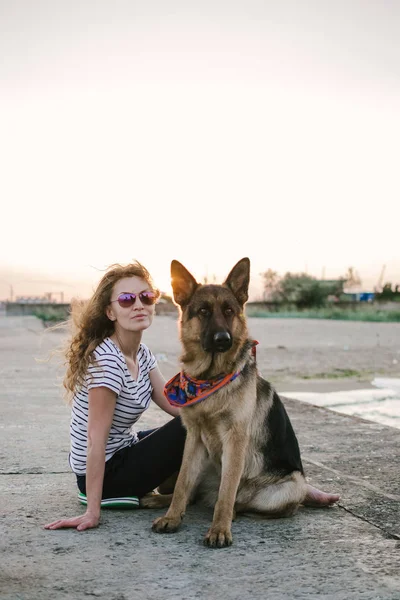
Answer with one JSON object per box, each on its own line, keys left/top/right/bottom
{"left": 1, "top": 314, "right": 399, "bottom": 600}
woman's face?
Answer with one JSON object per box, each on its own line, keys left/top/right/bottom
{"left": 106, "top": 276, "right": 156, "bottom": 334}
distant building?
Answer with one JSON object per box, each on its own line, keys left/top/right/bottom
{"left": 15, "top": 296, "right": 52, "bottom": 304}
{"left": 358, "top": 292, "right": 375, "bottom": 302}
{"left": 341, "top": 292, "right": 375, "bottom": 302}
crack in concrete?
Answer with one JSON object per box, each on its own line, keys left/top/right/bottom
{"left": 338, "top": 503, "right": 400, "bottom": 541}
{"left": 303, "top": 456, "right": 400, "bottom": 501}
{"left": 304, "top": 456, "right": 400, "bottom": 541}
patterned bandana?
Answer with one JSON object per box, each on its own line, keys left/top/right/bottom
{"left": 164, "top": 340, "right": 259, "bottom": 408}
{"left": 164, "top": 370, "right": 241, "bottom": 408}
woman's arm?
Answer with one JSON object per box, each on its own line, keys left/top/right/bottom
{"left": 85, "top": 387, "right": 116, "bottom": 519}
{"left": 44, "top": 387, "right": 116, "bottom": 531}
{"left": 150, "top": 366, "right": 181, "bottom": 418}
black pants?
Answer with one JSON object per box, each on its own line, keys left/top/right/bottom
{"left": 76, "top": 416, "right": 186, "bottom": 499}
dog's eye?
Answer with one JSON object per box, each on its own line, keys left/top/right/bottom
{"left": 224, "top": 307, "right": 234, "bottom": 316}
{"left": 199, "top": 307, "right": 210, "bottom": 316}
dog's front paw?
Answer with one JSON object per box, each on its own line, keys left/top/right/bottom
{"left": 152, "top": 515, "right": 182, "bottom": 533}
{"left": 204, "top": 526, "right": 233, "bottom": 548}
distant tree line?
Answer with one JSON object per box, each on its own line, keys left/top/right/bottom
{"left": 261, "top": 270, "right": 344, "bottom": 309}
{"left": 375, "top": 283, "right": 400, "bottom": 302}
{"left": 261, "top": 267, "right": 400, "bottom": 308}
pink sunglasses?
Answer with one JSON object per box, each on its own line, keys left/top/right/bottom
{"left": 111, "top": 291, "right": 157, "bottom": 308}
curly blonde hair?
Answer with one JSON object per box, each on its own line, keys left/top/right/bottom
{"left": 63, "top": 261, "right": 159, "bottom": 404}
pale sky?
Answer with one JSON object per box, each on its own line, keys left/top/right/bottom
{"left": 1, "top": 0, "right": 399, "bottom": 301}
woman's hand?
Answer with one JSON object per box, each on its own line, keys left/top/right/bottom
{"left": 44, "top": 510, "right": 100, "bottom": 531}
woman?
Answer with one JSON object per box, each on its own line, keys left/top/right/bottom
{"left": 45, "top": 261, "right": 185, "bottom": 531}
{"left": 45, "top": 260, "right": 339, "bottom": 532}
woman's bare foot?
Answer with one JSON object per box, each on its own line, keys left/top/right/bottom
{"left": 303, "top": 484, "right": 340, "bottom": 507}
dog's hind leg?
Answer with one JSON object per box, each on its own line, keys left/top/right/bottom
{"left": 140, "top": 493, "right": 173, "bottom": 509}
{"left": 236, "top": 472, "right": 307, "bottom": 518}
{"left": 157, "top": 471, "right": 179, "bottom": 495}
{"left": 140, "top": 471, "right": 180, "bottom": 509}
{"left": 303, "top": 484, "right": 340, "bottom": 507}
{"left": 152, "top": 432, "right": 207, "bottom": 534}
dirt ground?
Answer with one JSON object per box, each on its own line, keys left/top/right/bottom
{"left": 1, "top": 314, "right": 400, "bottom": 600}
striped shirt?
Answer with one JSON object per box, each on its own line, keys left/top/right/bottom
{"left": 69, "top": 337, "right": 157, "bottom": 475}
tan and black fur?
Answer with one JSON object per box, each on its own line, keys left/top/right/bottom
{"left": 149, "top": 258, "right": 307, "bottom": 547}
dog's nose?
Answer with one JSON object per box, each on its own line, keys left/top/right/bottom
{"left": 213, "top": 331, "right": 232, "bottom": 352}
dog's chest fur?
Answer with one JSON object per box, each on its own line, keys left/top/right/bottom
{"left": 179, "top": 373, "right": 258, "bottom": 465}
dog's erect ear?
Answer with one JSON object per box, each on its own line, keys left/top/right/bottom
{"left": 223, "top": 258, "right": 250, "bottom": 306}
{"left": 171, "top": 260, "right": 199, "bottom": 307}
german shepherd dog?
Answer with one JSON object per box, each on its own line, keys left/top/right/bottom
{"left": 150, "top": 258, "right": 309, "bottom": 547}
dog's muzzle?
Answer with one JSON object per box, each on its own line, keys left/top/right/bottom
{"left": 212, "top": 331, "right": 232, "bottom": 353}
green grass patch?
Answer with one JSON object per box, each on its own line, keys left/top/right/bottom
{"left": 246, "top": 307, "right": 400, "bottom": 322}
{"left": 33, "top": 307, "right": 69, "bottom": 324}
{"left": 300, "top": 369, "right": 364, "bottom": 380}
